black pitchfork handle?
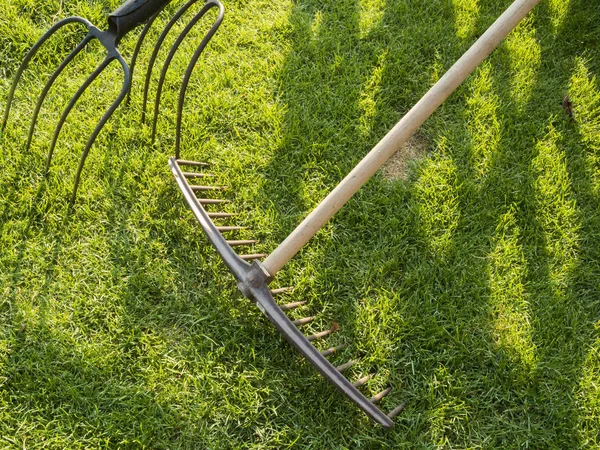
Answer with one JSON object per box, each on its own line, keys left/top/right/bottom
{"left": 108, "top": 0, "right": 172, "bottom": 40}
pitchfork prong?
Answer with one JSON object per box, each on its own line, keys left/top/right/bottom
{"left": 141, "top": 0, "right": 198, "bottom": 123}
{"left": 45, "top": 56, "right": 114, "bottom": 173}
{"left": 71, "top": 55, "right": 131, "bottom": 204}
{"left": 26, "top": 34, "right": 94, "bottom": 151}
{"left": 2, "top": 17, "right": 93, "bottom": 133}
{"left": 127, "top": 11, "right": 162, "bottom": 106}
{"left": 152, "top": 1, "right": 220, "bottom": 142}
{"left": 175, "top": 0, "right": 224, "bottom": 158}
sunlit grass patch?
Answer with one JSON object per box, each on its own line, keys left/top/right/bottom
{"left": 452, "top": 0, "right": 479, "bottom": 40}
{"left": 505, "top": 17, "right": 541, "bottom": 109}
{"left": 488, "top": 209, "right": 536, "bottom": 373}
{"left": 466, "top": 62, "right": 500, "bottom": 178}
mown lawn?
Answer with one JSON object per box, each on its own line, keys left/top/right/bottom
{"left": 1, "top": 0, "right": 599, "bottom": 448}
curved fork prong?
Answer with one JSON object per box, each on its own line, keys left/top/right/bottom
{"left": 26, "top": 34, "right": 94, "bottom": 151}
{"left": 45, "top": 57, "right": 114, "bottom": 172}
{"left": 141, "top": 0, "right": 200, "bottom": 123}
{"left": 127, "top": 8, "right": 164, "bottom": 106}
{"left": 2, "top": 17, "right": 93, "bottom": 132}
{"left": 152, "top": 1, "right": 221, "bottom": 142}
{"left": 71, "top": 56, "right": 131, "bottom": 204}
{"left": 175, "top": 1, "right": 224, "bottom": 158}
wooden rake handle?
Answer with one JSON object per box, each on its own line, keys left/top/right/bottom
{"left": 262, "top": 0, "right": 542, "bottom": 277}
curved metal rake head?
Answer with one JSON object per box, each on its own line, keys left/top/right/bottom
{"left": 169, "top": 157, "right": 406, "bottom": 428}
{"left": 1, "top": 0, "right": 223, "bottom": 205}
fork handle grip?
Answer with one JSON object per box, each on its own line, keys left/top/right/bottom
{"left": 108, "top": 0, "right": 171, "bottom": 39}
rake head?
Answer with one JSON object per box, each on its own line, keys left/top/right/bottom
{"left": 169, "top": 158, "right": 406, "bottom": 428}
{"left": 1, "top": 0, "right": 223, "bottom": 204}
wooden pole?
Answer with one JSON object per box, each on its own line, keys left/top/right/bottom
{"left": 262, "top": 0, "right": 541, "bottom": 277}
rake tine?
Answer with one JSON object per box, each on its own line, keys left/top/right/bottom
{"left": 175, "top": 0, "right": 224, "bottom": 158}
{"left": 336, "top": 360, "right": 357, "bottom": 373}
{"left": 292, "top": 316, "right": 315, "bottom": 327}
{"left": 279, "top": 301, "right": 306, "bottom": 312}
{"left": 190, "top": 185, "right": 227, "bottom": 191}
{"left": 71, "top": 55, "right": 131, "bottom": 204}
{"left": 239, "top": 254, "right": 268, "bottom": 261}
{"left": 370, "top": 387, "right": 392, "bottom": 404}
{"left": 45, "top": 56, "right": 114, "bottom": 173}
{"left": 271, "top": 287, "right": 293, "bottom": 295}
{"left": 183, "top": 172, "right": 216, "bottom": 178}
{"left": 152, "top": 1, "right": 218, "bottom": 141}
{"left": 352, "top": 374, "right": 374, "bottom": 388}
{"left": 216, "top": 226, "right": 246, "bottom": 232}
{"left": 387, "top": 403, "right": 406, "bottom": 419}
{"left": 127, "top": 8, "right": 166, "bottom": 106}
{"left": 320, "top": 344, "right": 348, "bottom": 357}
{"left": 1, "top": 17, "right": 93, "bottom": 133}
{"left": 226, "top": 240, "right": 258, "bottom": 246}
{"left": 26, "top": 34, "right": 94, "bottom": 151}
{"left": 197, "top": 198, "right": 228, "bottom": 204}
{"left": 307, "top": 323, "right": 339, "bottom": 342}
{"left": 141, "top": 0, "right": 199, "bottom": 123}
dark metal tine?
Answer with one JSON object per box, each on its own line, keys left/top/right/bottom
{"left": 207, "top": 212, "right": 235, "bottom": 218}
{"left": 336, "top": 360, "right": 357, "bottom": 373}
{"left": 175, "top": 1, "right": 224, "bottom": 158}
{"left": 216, "top": 226, "right": 246, "bottom": 231}
{"left": 2, "top": 17, "right": 93, "bottom": 132}
{"left": 307, "top": 324, "right": 339, "bottom": 342}
{"left": 141, "top": 0, "right": 199, "bottom": 122}
{"left": 320, "top": 344, "right": 348, "bottom": 357}
{"left": 387, "top": 403, "right": 406, "bottom": 419}
{"left": 26, "top": 34, "right": 94, "bottom": 150}
{"left": 127, "top": 9, "right": 164, "bottom": 105}
{"left": 177, "top": 159, "right": 209, "bottom": 167}
{"left": 226, "top": 240, "right": 258, "bottom": 246}
{"left": 352, "top": 374, "right": 374, "bottom": 388}
{"left": 71, "top": 56, "right": 131, "bottom": 204}
{"left": 280, "top": 301, "right": 306, "bottom": 312}
{"left": 183, "top": 172, "right": 216, "bottom": 178}
{"left": 197, "top": 199, "right": 228, "bottom": 204}
{"left": 239, "top": 254, "right": 268, "bottom": 261}
{"left": 370, "top": 387, "right": 392, "bottom": 404}
{"left": 292, "top": 316, "right": 315, "bottom": 326}
{"left": 271, "top": 287, "right": 293, "bottom": 295}
{"left": 46, "top": 57, "right": 114, "bottom": 172}
{"left": 152, "top": 1, "right": 218, "bottom": 141}
{"left": 190, "top": 185, "right": 226, "bottom": 191}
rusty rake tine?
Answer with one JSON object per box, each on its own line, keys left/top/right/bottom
{"left": 2, "top": 17, "right": 93, "bottom": 132}
{"left": 151, "top": 2, "right": 216, "bottom": 142}
{"left": 127, "top": 10, "right": 163, "bottom": 106}
{"left": 71, "top": 56, "right": 131, "bottom": 204}
{"left": 175, "top": 0, "right": 224, "bottom": 159}
{"left": 387, "top": 403, "right": 406, "bottom": 419}
{"left": 141, "top": 0, "right": 198, "bottom": 123}
{"left": 320, "top": 344, "right": 348, "bottom": 357}
{"left": 370, "top": 387, "right": 392, "bottom": 404}
{"left": 45, "top": 57, "right": 113, "bottom": 173}
{"left": 26, "top": 34, "right": 94, "bottom": 151}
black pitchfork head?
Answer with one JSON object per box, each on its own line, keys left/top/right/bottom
{"left": 2, "top": 0, "right": 224, "bottom": 204}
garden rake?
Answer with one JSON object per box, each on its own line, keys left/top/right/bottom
{"left": 170, "top": 0, "right": 542, "bottom": 428}
{"left": 2, "top": 0, "right": 224, "bottom": 204}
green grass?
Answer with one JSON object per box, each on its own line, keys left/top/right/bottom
{"left": 1, "top": 0, "right": 599, "bottom": 448}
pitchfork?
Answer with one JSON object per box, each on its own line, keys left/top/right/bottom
{"left": 2, "top": 0, "right": 224, "bottom": 204}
